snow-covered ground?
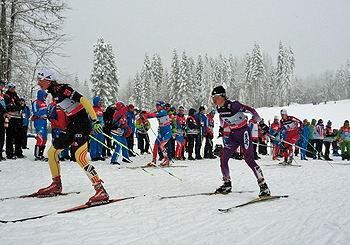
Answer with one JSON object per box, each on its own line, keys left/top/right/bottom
{"left": 1, "top": 100, "right": 350, "bottom": 245}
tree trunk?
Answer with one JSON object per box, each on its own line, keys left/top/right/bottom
{"left": 6, "top": 0, "right": 16, "bottom": 82}
{"left": 1, "top": 0, "right": 7, "bottom": 81}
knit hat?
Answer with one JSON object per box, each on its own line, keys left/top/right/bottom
{"left": 280, "top": 109, "right": 287, "bottom": 115}
{"left": 311, "top": 119, "right": 317, "bottom": 125}
{"left": 327, "top": 120, "right": 332, "bottom": 125}
{"left": 199, "top": 106, "right": 205, "bottom": 112}
{"left": 178, "top": 106, "right": 185, "bottom": 111}
{"left": 211, "top": 86, "right": 226, "bottom": 97}
{"left": 210, "top": 109, "right": 215, "bottom": 114}
{"left": 156, "top": 101, "right": 165, "bottom": 108}
{"left": 274, "top": 115, "right": 279, "bottom": 120}
{"left": 37, "top": 68, "right": 56, "bottom": 81}
{"left": 8, "top": 82, "right": 16, "bottom": 88}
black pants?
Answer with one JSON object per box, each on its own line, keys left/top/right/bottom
{"left": 195, "top": 133, "right": 202, "bottom": 158}
{"left": 0, "top": 119, "right": 4, "bottom": 157}
{"left": 204, "top": 135, "right": 214, "bottom": 158}
{"left": 314, "top": 139, "right": 323, "bottom": 158}
{"left": 126, "top": 134, "right": 134, "bottom": 155}
{"left": 102, "top": 128, "right": 112, "bottom": 157}
{"left": 22, "top": 125, "right": 28, "bottom": 148}
{"left": 6, "top": 117, "right": 23, "bottom": 158}
{"left": 187, "top": 134, "right": 197, "bottom": 158}
{"left": 138, "top": 133, "right": 150, "bottom": 153}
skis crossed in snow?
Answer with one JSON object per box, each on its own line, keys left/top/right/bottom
{"left": 218, "top": 195, "right": 289, "bottom": 213}
{"left": 0, "top": 195, "right": 141, "bottom": 223}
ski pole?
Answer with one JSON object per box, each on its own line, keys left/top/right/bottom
{"left": 149, "top": 127, "right": 175, "bottom": 164}
{"left": 267, "top": 134, "right": 300, "bottom": 166}
{"left": 102, "top": 132, "right": 140, "bottom": 157}
{"left": 299, "top": 133, "right": 333, "bottom": 168}
{"left": 146, "top": 131, "right": 182, "bottom": 181}
{"left": 89, "top": 135, "right": 154, "bottom": 176}
{"left": 267, "top": 134, "right": 315, "bottom": 155}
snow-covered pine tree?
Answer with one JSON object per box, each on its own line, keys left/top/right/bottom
{"left": 177, "top": 51, "right": 190, "bottom": 109}
{"left": 140, "top": 53, "right": 153, "bottom": 110}
{"left": 226, "top": 54, "right": 239, "bottom": 102}
{"left": 132, "top": 72, "right": 143, "bottom": 109}
{"left": 72, "top": 75, "right": 81, "bottom": 93}
{"left": 90, "top": 37, "right": 119, "bottom": 105}
{"left": 275, "top": 41, "right": 285, "bottom": 106}
{"left": 244, "top": 53, "right": 252, "bottom": 105}
{"left": 169, "top": 49, "right": 180, "bottom": 106}
{"left": 250, "top": 43, "right": 266, "bottom": 108}
{"left": 283, "top": 46, "right": 295, "bottom": 106}
{"left": 81, "top": 80, "right": 92, "bottom": 103}
{"left": 151, "top": 53, "right": 164, "bottom": 102}
{"left": 192, "top": 54, "right": 205, "bottom": 110}
{"left": 162, "top": 68, "right": 170, "bottom": 103}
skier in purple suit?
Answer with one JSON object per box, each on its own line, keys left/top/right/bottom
{"left": 212, "top": 85, "right": 271, "bottom": 197}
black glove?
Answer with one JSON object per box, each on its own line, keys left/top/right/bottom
{"left": 259, "top": 122, "right": 269, "bottom": 136}
{"left": 218, "top": 127, "right": 223, "bottom": 137}
{"left": 298, "top": 128, "right": 303, "bottom": 134}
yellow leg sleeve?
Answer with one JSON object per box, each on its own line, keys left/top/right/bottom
{"left": 47, "top": 145, "right": 63, "bottom": 177}
{"left": 75, "top": 142, "right": 100, "bottom": 183}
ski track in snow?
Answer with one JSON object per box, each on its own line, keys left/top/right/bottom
{"left": 1, "top": 100, "right": 350, "bottom": 244}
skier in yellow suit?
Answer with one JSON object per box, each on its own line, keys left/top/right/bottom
{"left": 36, "top": 68, "right": 109, "bottom": 204}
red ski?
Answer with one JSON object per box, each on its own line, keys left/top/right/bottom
{"left": 0, "top": 195, "right": 141, "bottom": 223}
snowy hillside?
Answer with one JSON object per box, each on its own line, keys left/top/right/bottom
{"left": 1, "top": 100, "right": 350, "bottom": 245}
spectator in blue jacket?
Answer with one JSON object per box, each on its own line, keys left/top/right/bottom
{"left": 20, "top": 98, "right": 31, "bottom": 149}
{"left": 300, "top": 119, "right": 311, "bottom": 160}
{"left": 126, "top": 104, "right": 136, "bottom": 157}
{"left": 195, "top": 106, "right": 209, "bottom": 159}
{"left": 31, "top": 90, "right": 48, "bottom": 161}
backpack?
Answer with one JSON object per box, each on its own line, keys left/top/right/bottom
{"left": 103, "top": 104, "right": 116, "bottom": 132}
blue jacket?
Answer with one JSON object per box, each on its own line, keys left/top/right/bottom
{"left": 126, "top": 110, "right": 136, "bottom": 133}
{"left": 32, "top": 90, "right": 48, "bottom": 127}
{"left": 22, "top": 105, "right": 31, "bottom": 126}
{"left": 195, "top": 112, "right": 209, "bottom": 134}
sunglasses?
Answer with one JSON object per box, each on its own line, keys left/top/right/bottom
{"left": 9, "top": 85, "right": 15, "bottom": 88}
{"left": 212, "top": 94, "right": 221, "bottom": 99}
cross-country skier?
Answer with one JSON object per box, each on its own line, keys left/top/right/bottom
{"left": 146, "top": 101, "right": 172, "bottom": 166}
{"left": 110, "top": 101, "right": 131, "bottom": 165}
{"left": 31, "top": 90, "right": 48, "bottom": 161}
{"left": 277, "top": 109, "right": 303, "bottom": 165}
{"left": 336, "top": 120, "right": 350, "bottom": 160}
{"left": 174, "top": 106, "right": 186, "bottom": 160}
{"left": 89, "top": 97, "right": 105, "bottom": 161}
{"left": 36, "top": 68, "right": 109, "bottom": 204}
{"left": 211, "top": 85, "right": 270, "bottom": 197}
{"left": 269, "top": 116, "right": 281, "bottom": 160}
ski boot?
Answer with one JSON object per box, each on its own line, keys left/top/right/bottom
{"left": 287, "top": 156, "right": 293, "bottom": 165}
{"left": 87, "top": 180, "right": 109, "bottom": 205}
{"left": 279, "top": 159, "right": 288, "bottom": 165}
{"left": 147, "top": 158, "right": 156, "bottom": 166}
{"left": 215, "top": 179, "right": 232, "bottom": 194}
{"left": 160, "top": 157, "right": 169, "bottom": 166}
{"left": 258, "top": 179, "right": 271, "bottom": 197}
{"left": 37, "top": 176, "right": 62, "bottom": 195}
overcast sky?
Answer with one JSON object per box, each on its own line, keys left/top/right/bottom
{"left": 53, "top": 0, "right": 350, "bottom": 86}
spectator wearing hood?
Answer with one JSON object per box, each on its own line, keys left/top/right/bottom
{"left": 204, "top": 109, "right": 216, "bottom": 159}
{"left": 89, "top": 97, "right": 105, "bottom": 161}
{"left": 4, "top": 83, "right": 25, "bottom": 159}
{"left": 126, "top": 104, "right": 136, "bottom": 157}
{"left": 186, "top": 108, "right": 200, "bottom": 160}
{"left": 20, "top": 98, "right": 31, "bottom": 149}
{"left": 313, "top": 119, "right": 325, "bottom": 159}
{"left": 0, "top": 81, "right": 9, "bottom": 160}
{"left": 32, "top": 90, "right": 48, "bottom": 161}
{"left": 336, "top": 120, "right": 350, "bottom": 160}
